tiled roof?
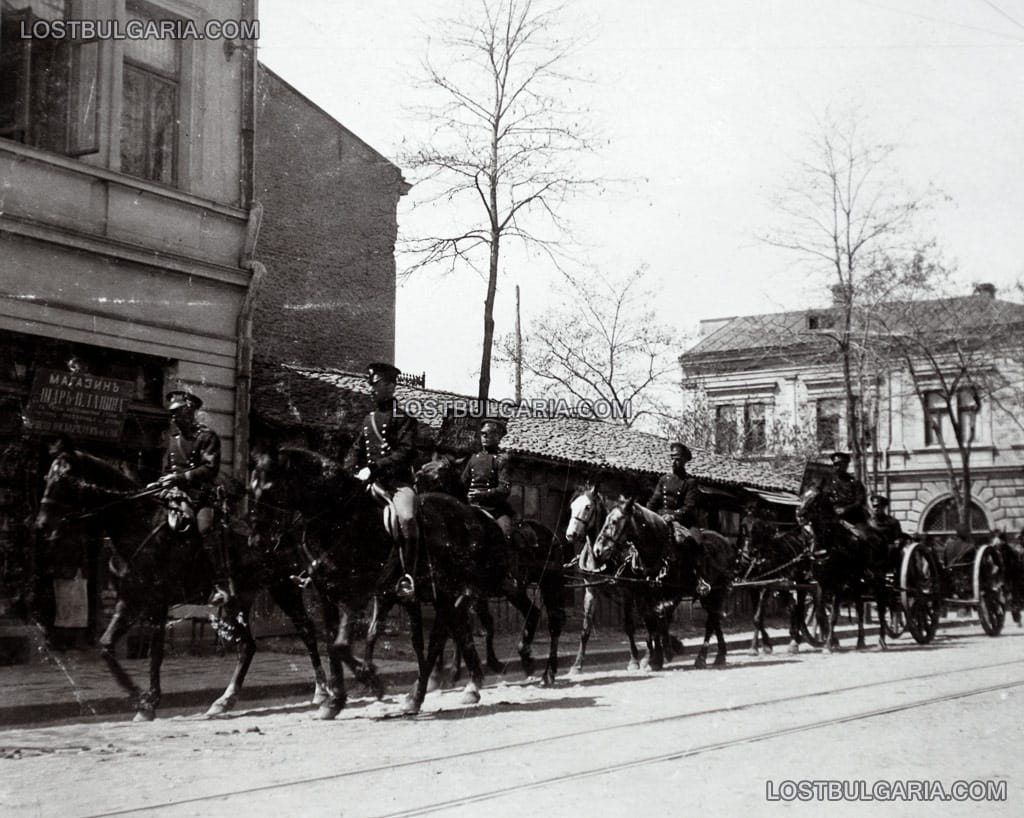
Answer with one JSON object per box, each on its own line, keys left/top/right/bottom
{"left": 251, "top": 361, "right": 798, "bottom": 493}
{"left": 683, "top": 295, "right": 1024, "bottom": 361}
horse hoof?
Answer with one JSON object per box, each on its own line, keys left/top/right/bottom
{"left": 132, "top": 709, "right": 155, "bottom": 723}
{"left": 694, "top": 656, "right": 707, "bottom": 670}
{"left": 626, "top": 660, "right": 640, "bottom": 672}
{"left": 763, "top": 643, "right": 773, "bottom": 655}
{"left": 315, "top": 698, "right": 345, "bottom": 721}
{"left": 878, "top": 641, "right": 888, "bottom": 652}
{"left": 402, "top": 696, "right": 422, "bottom": 716}
{"left": 749, "top": 647, "right": 760, "bottom": 657}
{"left": 856, "top": 642, "right": 867, "bottom": 651}
{"left": 459, "top": 688, "right": 481, "bottom": 706}
{"left": 367, "top": 673, "right": 387, "bottom": 701}
{"left": 787, "top": 642, "right": 800, "bottom": 655}
{"left": 713, "top": 655, "right": 726, "bottom": 667}
{"left": 205, "top": 697, "right": 234, "bottom": 718}
{"left": 426, "top": 672, "right": 444, "bottom": 694}
{"left": 568, "top": 664, "right": 583, "bottom": 677}
{"left": 519, "top": 656, "right": 536, "bottom": 678}
{"left": 541, "top": 670, "right": 555, "bottom": 687}
{"left": 312, "top": 685, "right": 329, "bottom": 707}
{"left": 639, "top": 658, "right": 651, "bottom": 672}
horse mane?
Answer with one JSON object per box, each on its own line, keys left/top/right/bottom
{"left": 66, "top": 450, "right": 140, "bottom": 494}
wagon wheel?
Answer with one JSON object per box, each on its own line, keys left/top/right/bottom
{"left": 900, "top": 543, "right": 940, "bottom": 645}
{"left": 799, "top": 591, "right": 827, "bottom": 647}
{"left": 975, "top": 545, "right": 1006, "bottom": 637}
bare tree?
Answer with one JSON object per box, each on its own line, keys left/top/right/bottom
{"left": 762, "top": 108, "right": 941, "bottom": 482}
{"left": 401, "top": 0, "right": 597, "bottom": 400}
{"left": 498, "top": 266, "right": 680, "bottom": 429}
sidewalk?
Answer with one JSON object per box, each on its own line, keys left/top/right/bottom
{"left": 0, "top": 614, "right": 983, "bottom": 728}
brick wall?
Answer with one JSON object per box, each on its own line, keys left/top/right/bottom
{"left": 253, "top": 65, "right": 407, "bottom": 372}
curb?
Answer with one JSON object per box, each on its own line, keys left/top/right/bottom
{"left": 0, "top": 617, "right": 985, "bottom": 728}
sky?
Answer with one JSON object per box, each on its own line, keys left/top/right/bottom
{"left": 257, "top": 0, "right": 1024, "bottom": 400}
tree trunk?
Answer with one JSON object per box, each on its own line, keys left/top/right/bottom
{"left": 478, "top": 236, "right": 499, "bottom": 402}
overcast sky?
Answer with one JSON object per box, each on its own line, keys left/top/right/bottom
{"left": 257, "top": 0, "right": 1024, "bottom": 399}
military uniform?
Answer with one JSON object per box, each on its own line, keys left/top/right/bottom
{"left": 343, "top": 400, "right": 418, "bottom": 490}
{"left": 647, "top": 472, "right": 700, "bottom": 530}
{"left": 344, "top": 363, "right": 420, "bottom": 600}
{"left": 822, "top": 471, "right": 868, "bottom": 525}
{"left": 462, "top": 439, "right": 515, "bottom": 540}
{"left": 159, "top": 390, "right": 231, "bottom": 604}
{"left": 165, "top": 421, "right": 221, "bottom": 507}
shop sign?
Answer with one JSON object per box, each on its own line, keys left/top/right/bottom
{"left": 24, "top": 368, "right": 135, "bottom": 441}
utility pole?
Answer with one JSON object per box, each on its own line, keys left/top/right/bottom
{"left": 515, "top": 285, "right": 523, "bottom": 404}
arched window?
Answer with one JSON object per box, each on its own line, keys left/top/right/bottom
{"left": 921, "top": 497, "right": 989, "bottom": 537}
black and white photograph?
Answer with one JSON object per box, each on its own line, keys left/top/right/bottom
{"left": 1, "top": 0, "right": 1022, "bottom": 815}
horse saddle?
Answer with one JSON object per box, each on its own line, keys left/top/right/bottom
{"left": 367, "top": 482, "right": 402, "bottom": 542}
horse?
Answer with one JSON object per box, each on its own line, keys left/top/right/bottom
{"left": 737, "top": 518, "right": 817, "bottom": 655}
{"left": 590, "top": 496, "right": 735, "bottom": 668}
{"left": 563, "top": 485, "right": 662, "bottom": 673}
{"left": 413, "top": 456, "right": 569, "bottom": 686}
{"left": 251, "top": 445, "right": 504, "bottom": 717}
{"left": 796, "top": 486, "right": 888, "bottom": 652}
{"left": 34, "top": 445, "right": 328, "bottom": 721}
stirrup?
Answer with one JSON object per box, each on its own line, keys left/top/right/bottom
{"left": 395, "top": 574, "right": 416, "bottom": 602}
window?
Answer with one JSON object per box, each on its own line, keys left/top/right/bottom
{"left": 742, "top": 402, "right": 766, "bottom": 454}
{"left": 815, "top": 398, "right": 841, "bottom": 452}
{"left": 924, "top": 389, "right": 979, "bottom": 446}
{"left": 922, "top": 497, "right": 988, "bottom": 538}
{"left": 120, "top": 3, "right": 179, "bottom": 184}
{"left": 714, "top": 404, "right": 737, "bottom": 455}
{"left": 0, "top": 1, "right": 98, "bottom": 156}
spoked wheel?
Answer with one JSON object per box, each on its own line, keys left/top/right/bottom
{"left": 881, "top": 601, "right": 907, "bottom": 639}
{"left": 900, "top": 543, "right": 941, "bottom": 645}
{"left": 975, "top": 545, "right": 1006, "bottom": 637}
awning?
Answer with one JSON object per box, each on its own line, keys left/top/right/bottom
{"left": 749, "top": 488, "right": 801, "bottom": 507}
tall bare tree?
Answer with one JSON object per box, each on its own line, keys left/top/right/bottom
{"left": 762, "top": 109, "right": 940, "bottom": 481}
{"left": 402, "top": 0, "right": 597, "bottom": 400}
{"left": 499, "top": 266, "right": 680, "bottom": 429}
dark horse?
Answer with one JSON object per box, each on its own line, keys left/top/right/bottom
{"left": 251, "top": 446, "right": 505, "bottom": 717}
{"left": 737, "top": 519, "right": 818, "bottom": 655}
{"left": 35, "top": 446, "right": 328, "bottom": 721}
{"left": 563, "top": 485, "right": 672, "bottom": 673}
{"left": 591, "top": 496, "right": 735, "bottom": 668}
{"left": 797, "top": 486, "right": 888, "bottom": 652}
{"left": 414, "top": 456, "right": 569, "bottom": 686}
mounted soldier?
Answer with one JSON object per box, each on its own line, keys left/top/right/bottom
{"left": 648, "top": 441, "right": 701, "bottom": 552}
{"left": 153, "top": 389, "right": 232, "bottom": 604}
{"left": 462, "top": 418, "right": 537, "bottom": 551}
{"left": 821, "top": 451, "right": 868, "bottom": 527}
{"left": 343, "top": 362, "right": 420, "bottom": 601}
{"left": 647, "top": 442, "right": 706, "bottom": 607}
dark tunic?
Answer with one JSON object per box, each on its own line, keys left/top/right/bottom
{"left": 461, "top": 450, "right": 514, "bottom": 517}
{"left": 822, "top": 472, "right": 868, "bottom": 524}
{"left": 165, "top": 423, "right": 221, "bottom": 504}
{"left": 343, "top": 400, "right": 418, "bottom": 489}
{"left": 869, "top": 510, "right": 903, "bottom": 545}
{"left": 647, "top": 472, "right": 699, "bottom": 527}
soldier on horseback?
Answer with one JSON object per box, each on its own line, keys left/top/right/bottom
{"left": 648, "top": 442, "right": 704, "bottom": 607}
{"left": 343, "top": 362, "right": 420, "bottom": 601}
{"left": 821, "top": 451, "right": 868, "bottom": 526}
{"left": 152, "top": 390, "right": 233, "bottom": 604}
{"left": 462, "top": 418, "right": 517, "bottom": 543}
